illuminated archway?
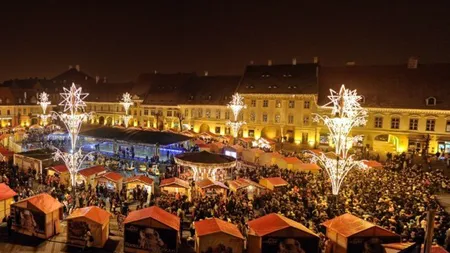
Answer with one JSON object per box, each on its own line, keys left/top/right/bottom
{"left": 199, "top": 123, "right": 210, "bottom": 133}
{"left": 260, "top": 126, "right": 280, "bottom": 140}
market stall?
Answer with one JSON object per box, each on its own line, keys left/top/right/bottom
{"left": 96, "top": 171, "right": 123, "bottom": 192}
{"left": 46, "top": 164, "right": 70, "bottom": 185}
{"left": 174, "top": 151, "right": 236, "bottom": 181}
{"left": 241, "top": 148, "right": 265, "bottom": 164}
{"left": 13, "top": 149, "right": 54, "bottom": 173}
{"left": 257, "top": 152, "right": 283, "bottom": 167}
{"left": 10, "top": 193, "right": 63, "bottom": 239}
{"left": 247, "top": 213, "right": 320, "bottom": 253}
{"left": 383, "top": 242, "right": 449, "bottom": 253}
{"left": 0, "top": 146, "right": 14, "bottom": 162}
{"left": 228, "top": 178, "right": 265, "bottom": 199}
{"left": 210, "top": 142, "right": 225, "bottom": 154}
{"left": 322, "top": 213, "right": 401, "bottom": 253}
{"left": 295, "top": 163, "right": 321, "bottom": 174}
{"left": 362, "top": 160, "right": 383, "bottom": 169}
{"left": 124, "top": 175, "right": 155, "bottom": 203}
{"left": 195, "top": 218, "right": 244, "bottom": 253}
{"left": 259, "top": 177, "right": 288, "bottom": 190}
{"left": 77, "top": 165, "right": 107, "bottom": 189}
{"left": 195, "top": 178, "right": 228, "bottom": 198}
{"left": 66, "top": 206, "right": 111, "bottom": 248}
{"left": 0, "top": 183, "right": 17, "bottom": 222}
{"left": 123, "top": 206, "right": 180, "bottom": 253}
{"left": 159, "top": 177, "right": 190, "bottom": 199}
{"left": 275, "top": 156, "right": 303, "bottom": 170}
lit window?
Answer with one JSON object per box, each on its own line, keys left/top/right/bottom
{"left": 275, "top": 100, "right": 281, "bottom": 108}
{"left": 185, "top": 109, "right": 189, "bottom": 117}
{"left": 391, "top": 117, "right": 400, "bottom": 129}
{"left": 409, "top": 118, "right": 418, "bottom": 130}
{"left": 288, "top": 114, "right": 294, "bottom": 124}
{"left": 426, "top": 119, "right": 435, "bottom": 131}
{"left": 446, "top": 120, "right": 450, "bottom": 132}
{"left": 251, "top": 100, "right": 256, "bottom": 107}
{"left": 426, "top": 97, "right": 436, "bottom": 106}
{"left": 303, "top": 116, "right": 309, "bottom": 125}
{"left": 215, "top": 109, "right": 221, "bottom": 119}
{"left": 144, "top": 109, "right": 149, "bottom": 116}
{"left": 215, "top": 127, "right": 221, "bottom": 134}
{"left": 263, "top": 100, "right": 268, "bottom": 107}
{"left": 250, "top": 111, "right": 255, "bottom": 122}
{"left": 225, "top": 127, "right": 231, "bottom": 135}
{"left": 288, "top": 100, "right": 295, "bottom": 108}
{"left": 7, "top": 110, "right": 10, "bottom": 115}
{"left": 225, "top": 111, "right": 230, "bottom": 120}
{"left": 198, "top": 109, "right": 203, "bottom": 118}
{"left": 191, "top": 109, "right": 195, "bottom": 118}
{"left": 205, "top": 109, "right": 211, "bottom": 118}
{"left": 167, "top": 110, "right": 173, "bottom": 117}
{"left": 248, "top": 130, "right": 255, "bottom": 137}
{"left": 374, "top": 117, "right": 383, "bottom": 128}
{"left": 275, "top": 114, "right": 281, "bottom": 123}
{"left": 304, "top": 101, "right": 310, "bottom": 109}
{"left": 262, "top": 113, "right": 268, "bottom": 122}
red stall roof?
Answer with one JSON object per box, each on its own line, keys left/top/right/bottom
{"left": 160, "top": 177, "right": 190, "bottom": 189}
{"left": 13, "top": 193, "right": 63, "bottom": 214}
{"left": 50, "top": 164, "right": 68, "bottom": 173}
{"left": 196, "top": 178, "right": 229, "bottom": 190}
{"left": 283, "top": 157, "right": 303, "bottom": 164}
{"left": 0, "top": 147, "right": 13, "bottom": 156}
{"left": 100, "top": 172, "right": 123, "bottom": 182}
{"left": 79, "top": 165, "right": 107, "bottom": 177}
{"left": 195, "top": 218, "right": 244, "bottom": 239}
{"left": 264, "top": 177, "right": 288, "bottom": 187}
{"left": 124, "top": 206, "right": 180, "bottom": 231}
{"left": 0, "top": 183, "right": 17, "bottom": 201}
{"left": 248, "top": 213, "right": 318, "bottom": 237}
{"left": 67, "top": 206, "right": 111, "bottom": 225}
{"left": 125, "top": 175, "right": 154, "bottom": 185}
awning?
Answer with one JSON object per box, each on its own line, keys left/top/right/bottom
{"left": 160, "top": 177, "right": 190, "bottom": 189}
{"left": 124, "top": 206, "right": 180, "bottom": 231}
{"left": 12, "top": 193, "right": 63, "bottom": 214}
{"left": 195, "top": 218, "right": 244, "bottom": 239}
{"left": 67, "top": 206, "right": 111, "bottom": 225}
{"left": 0, "top": 183, "right": 17, "bottom": 201}
{"left": 124, "top": 175, "right": 154, "bottom": 185}
{"left": 248, "top": 213, "right": 318, "bottom": 238}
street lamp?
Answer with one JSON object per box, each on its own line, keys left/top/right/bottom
{"left": 226, "top": 93, "right": 246, "bottom": 138}
{"left": 37, "top": 92, "right": 51, "bottom": 125}
{"left": 120, "top": 92, "right": 133, "bottom": 128}
{"left": 310, "top": 85, "right": 368, "bottom": 196}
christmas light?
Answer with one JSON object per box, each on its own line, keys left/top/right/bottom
{"left": 120, "top": 92, "right": 133, "bottom": 128}
{"left": 227, "top": 93, "right": 246, "bottom": 121}
{"left": 37, "top": 92, "right": 51, "bottom": 125}
{"left": 226, "top": 121, "right": 246, "bottom": 138}
{"left": 310, "top": 85, "right": 368, "bottom": 195}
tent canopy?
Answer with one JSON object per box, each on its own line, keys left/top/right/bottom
{"left": 67, "top": 206, "right": 111, "bottom": 225}
{"left": 124, "top": 206, "right": 180, "bottom": 231}
{"left": 81, "top": 126, "right": 192, "bottom": 146}
{"left": 248, "top": 213, "right": 319, "bottom": 238}
{"left": 12, "top": 193, "right": 62, "bottom": 214}
{"left": 98, "top": 172, "right": 123, "bottom": 182}
{"left": 283, "top": 156, "right": 303, "bottom": 164}
{"left": 79, "top": 165, "right": 107, "bottom": 178}
{"left": 125, "top": 175, "right": 154, "bottom": 185}
{"left": 322, "top": 213, "right": 399, "bottom": 238}
{"left": 196, "top": 178, "right": 229, "bottom": 190}
{"left": 262, "top": 177, "right": 288, "bottom": 187}
{"left": 195, "top": 218, "right": 244, "bottom": 239}
{"left": 49, "top": 164, "right": 69, "bottom": 173}
{"left": 0, "top": 183, "right": 17, "bottom": 201}
{"left": 160, "top": 177, "right": 190, "bottom": 189}
{"left": 175, "top": 151, "right": 236, "bottom": 168}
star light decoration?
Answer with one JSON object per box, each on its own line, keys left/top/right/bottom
{"left": 309, "top": 85, "right": 368, "bottom": 195}
{"left": 120, "top": 92, "right": 134, "bottom": 128}
{"left": 37, "top": 92, "right": 51, "bottom": 125}
{"left": 226, "top": 92, "right": 246, "bottom": 137}
{"left": 51, "top": 83, "right": 95, "bottom": 187}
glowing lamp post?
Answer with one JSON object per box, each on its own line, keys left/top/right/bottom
{"left": 226, "top": 93, "right": 246, "bottom": 138}
{"left": 37, "top": 92, "right": 51, "bottom": 125}
{"left": 310, "top": 85, "right": 368, "bottom": 196}
{"left": 120, "top": 92, "right": 133, "bottom": 128}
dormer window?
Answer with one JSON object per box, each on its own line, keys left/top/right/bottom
{"left": 268, "top": 85, "right": 272, "bottom": 89}
{"left": 273, "top": 85, "right": 278, "bottom": 89}
{"left": 189, "top": 95, "right": 194, "bottom": 100}
{"left": 207, "top": 95, "right": 212, "bottom": 100}
{"left": 426, "top": 97, "right": 436, "bottom": 106}
{"left": 18, "top": 98, "right": 22, "bottom": 104}
{"left": 283, "top": 73, "right": 292, "bottom": 77}
{"left": 261, "top": 73, "right": 270, "bottom": 78}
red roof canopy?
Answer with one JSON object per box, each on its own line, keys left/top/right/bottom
{"left": 195, "top": 218, "right": 244, "bottom": 239}
{"left": 196, "top": 178, "right": 229, "bottom": 190}
{"left": 100, "top": 172, "right": 123, "bottom": 182}
{"left": 248, "top": 213, "right": 318, "bottom": 237}
{"left": 125, "top": 175, "right": 154, "bottom": 185}
{"left": 124, "top": 206, "right": 180, "bottom": 231}
{"left": 13, "top": 193, "right": 63, "bottom": 214}
{"left": 0, "top": 147, "right": 13, "bottom": 156}
{"left": 67, "top": 206, "right": 111, "bottom": 225}
{"left": 0, "top": 183, "right": 17, "bottom": 201}
{"left": 160, "top": 177, "right": 190, "bottom": 189}
{"left": 264, "top": 177, "right": 288, "bottom": 186}
{"left": 79, "top": 165, "right": 106, "bottom": 177}
{"left": 283, "top": 156, "right": 303, "bottom": 164}
{"left": 50, "top": 164, "right": 68, "bottom": 173}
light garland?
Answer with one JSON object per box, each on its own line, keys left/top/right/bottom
{"left": 122, "top": 114, "right": 133, "bottom": 128}
{"left": 310, "top": 85, "right": 368, "bottom": 195}
{"left": 227, "top": 92, "right": 246, "bottom": 121}
{"left": 37, "top": 92, "right": 51, "bottom": 125}
{"left": 226, "top": 121, "right": 246, "bottom": 138}
{"left": 120, "top": 92, "right": 134, "bottom": 128}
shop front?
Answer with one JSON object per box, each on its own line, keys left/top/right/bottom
{"left": 195, "top": 218, "right": 244, "bottom": 253}
{"left": 124, "top": 175, "right": 154, "bottom": 203}
{"left": 67, "top": 206, "right": 111, "bottom": 248}
{"left": 95, "top": 171, "right": 123, "bottom": 192}
{"left": 0, "top": 183, "right": 17, "bottom": 222}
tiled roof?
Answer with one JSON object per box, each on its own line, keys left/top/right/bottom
{"left": 237, "top": 64, "right": 318, "bottom": 94}
{"left": 138, "top": 73, "right": 195, "bottom": 105}
{"left": 248, "top": 213, "right": 318, "bottom": 237}
{"left": 13, "top": 193, "right": 63, "bottom": 214}
{"left": 67, "top": 206, "right": 111, "bottom": 225}
{"left": 86, "top": 82, "right": 135, "bottom": 102}
{"left": 124, "top": 206, "right": 180, "bottom": 231}
{"left": 195, "top": 178, "right": 229, "bottom": 190}
{"left": 125, "top": 175, "right": 154, "bottom": 185}
{"left": 182, "top": 76, "right": 241, "bottom": 105}
{"left": 0, "top": 183, "right": 17, "bottom": 201}
{"left": 263, "top": 177, "right": 288, "bottom": 186}
{"left": 51, "top": 67, "right": 94, "bottom": 84}
{"left": 50, "top": 165, "right": 68, "bottom": 173}
{"left": 195, "top": 218, "right": 244, "bottom": 239}
{"left": 160, "top": 177, "right": 189, "bottom": 189}
{"left": 78, "top": 165, "right": 107, "bottom": 177}
{"left": 100, "top": 172, "right": 123, "bottom": 182}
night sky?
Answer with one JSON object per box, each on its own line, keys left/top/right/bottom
{"left": 1, "top": 1, "right": 449, "bottom": 82}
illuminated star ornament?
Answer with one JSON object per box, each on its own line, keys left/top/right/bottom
{"left": 59, "top": 83, "right": 89, "bottom": 113}
{"left": 227, "top": 92, "right": 247, "bottom": 121}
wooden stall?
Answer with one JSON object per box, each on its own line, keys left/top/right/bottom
{"left": 159, "top": 177, "right": 190, "bottom": 199}
{"left": 195, "top": 218, "right": 244, "bottom": 253}
{"left": 13, "top": 149, "right": 54, "bottom": 173}
{"left": 123, "top": 206, "right": 180, "bottom": 253}
{"left": 67, "top": 206, "right": 111, "bottom": 248}
{"left": 210, "top": 142, "right": 225, "bottom": 154}
{"left": 257, "top": 152, "right": 283, "bottom": 167}
{"left": 125, "top": 175, "right": 155, "bottom": 202}
{"left": 77, "top": 165, "right": 107, "bottom": 189}
{"left": 0, "top": 183, "right": 17, "bottom": 221}
{"left": 259, "top": 177, "right": 288, "bottom": 191}
{"left": 195, "top": 178, "right": 228, "bottom": 198}
{"left": 96, "top": 171, "right": 123, "bottom": 192}
{"left": 10, "top": 193, "right": 63, "bottom": 239}
{"left": 362, "top": 160, "right": 383, "bottom": 169}
{"left": 275, "top": 156, "right": 303, "bottom": 170}
{"left": 46, "top": 164, "right": 70, "bottom": 185}
{"left": 0, "top": 147, "right": 14, "bottom": 162}
{"left": 228, "top": 178, "right": 265, "bottom": 199}
{"left": 383, "top": 242, "right": 449, "bottom": 253}
{"left": 322, "top": 213, "right": 401, "bottom": 253}
{"left": 247, "top": 213, "right": 320, "bottom": 253}
{"left": 241, "top": 148, "right": 264, "bottom": 164}
{"left": 295, "top": 163, "right": 321, "bottom": 174}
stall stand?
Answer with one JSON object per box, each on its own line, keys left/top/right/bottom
{"left": 197, "top": 143, "right": 212, "bottom": 152}
{"left": 322, "top": 213, "right": 401, "bottom": 253}
{"left": 0, "top": 183, "right": 17, "bottom": 221}
{"left": 10, "top": 193, "right": 63, "bottom": 239}
{"left": 362, "top": 160, "right": 383, "bottom": 169}
{"left": 125, "top": 175, "right": 155, "bottom": 203}
{"left": 0, "top": 146, "right": 14, "bottom": 163}
{"left": 195, "top": 218, "right": 244, "bottom": 253}
{"left": 228, "top": 178, "right": 265, "bottom": 199}
{"left": 66, "top": 206, "right": 111, "bottom": 248}
{"left": 13, "top": 149, "right": 54, "bottom": 173}
{"left": 96, "top": 171, "right": 123, "bottom": 192}
{"left": 247, "top": 213, "right": 320, "bottom": 253}
{"left": 259, "top": 177, "right": 288, "bottom": 191}
{"left": 159, "top": 177, "right": 190, "bottom": 200}
{"left": 275, "top": 156, "right": 303, "bottom": 170}
{"left": 46, "top": 164, "right": 70, "bottom": 185}
{"left": 383, "top": 242, "right": 449, "bottom": 253}
{"left": 295, "top": 163, "right": 321, "bottom": 174}
{"left": 0, "top": 133, "right": 11, "bottom": 148}
{"left": 210, "top": 142, "right": 225, "bottom": 154}
{"left": 242, "top": 148, "right": 265, "bottom": 164}
{"left": 77, "top": 165, "right": 107, "bottom": 189}
{"left": 124, "top": 206, "right": 180, "bottom": 253}
{"left": 257, "top": 152, "right": 283, "bottom": 167}
{"left": 195, "top": 178, "right": 229, "bottom": 198}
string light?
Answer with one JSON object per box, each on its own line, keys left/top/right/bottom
{"left": 37, "top": 92, "right": 51, "bottom": 125}
{"left": 227, "top": 121, "right": 246, "bottom": 138}
{"left": 226, "top": 92, "right": 246, "bottom": 138}
{"left": 120, "top": 92, "right": 133, "bottom": 128}
{"left": 310, "top": 85, "right": 368, "bottom": 195}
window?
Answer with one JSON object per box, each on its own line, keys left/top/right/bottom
{"left": 215, "top": 109, "right": 221, "bottom": 119}
{"left": 144, "top": 109, "right": 149, "bottom": 116}
{"left": 5, "top": 98, "right": 10, "bottom": 104}
{"left": 374, "top": 117, "right": 383, "bottom": 128}
{"left": 23, "top": 109, "right": 27, "bottom": 115}
{"left": 225, "top": 111, "right": 230, "bottom": 120}
{"left": 249, "top": 111, "right": 255, "bottom": 122}
{"left": 225, "top": 127, "right": 231, "bottom": 135}
{"left": 426, "top": 119, "right": 435, "bottom": 131}
{"left": 215, "top": 127, "right": 221, "bottom": 134}
{"left": 288, "top": 100, "right": 295, "bottom": 108}
{"left": 185, "top": 109, "right": 189, "bottom": 117}
{"left": 391, "top": 117, "right": 400, "bottom": 129}
{"left": 198, "top": 109, "right": 203, "bottom": 118}
{"left": 18, "top": 98, "right": 22, "bottom": 104}
{"left": 304, "top": 101, "right": 310, "bottom": 109}
{"left": 7, "top": 110, "right": 10, "bottom": 115}
{"left": 409, "top": 118, "right": 419, "bottom": 130}
{"left": 288, "top": 114, "right": 294, "bottom": 124}
{"left": 446, "top": 120, "right": 450, "bottom": 132}
{"left": 151, "top": 110, "right": 156, "bottom": 116}
{"left": 262, "top": 113, "right": 268, "bottom": 122}
{"left": 303, "top": 116, "right": 309, "bottom": 125}
{"left": 167, "top": 110, "right": 173, "bottom": 117}
{"left": 275, "top": 100, "right": 281, "bottom": 108}
{"left": 426, "top": 97, "right": 436, "bottom": 106}
{"left": 248, "top": 129, "right": 255, "bottom": 137}
{"left": 263, "top": 100, "right": 268, "bottom": 107}
{"left": 205, "top": 109, "right": 211, "bottom": 118}
{"left": 275, "top": 114, "right": 281, "bottom": 123}
{"left": 191, "top": 109, "right": 195, "bottom": 118}
{"left": 251, "top": 100, "right": 256, "bottom": 107}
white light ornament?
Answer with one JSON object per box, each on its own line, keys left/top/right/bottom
{"left": 227, "top": 93, "right": 247, "bottom": 121}
{"left": 37, "top": 92, "right": 52, "bottom": 125}
{"left": 309, "top": 85, "right": 368, "bottom": 195}
{"left": 120, "top": 92, "right": 134, "bottom": 128}
{"left": 226, "top": 120, "right": 246, "bottom": 138}
{"left": 53, "top": 148, "right": 95, "bottom": 187}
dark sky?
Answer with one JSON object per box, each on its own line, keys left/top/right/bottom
{"left": 1, "top": 1, "right": 450, "bottom": 82}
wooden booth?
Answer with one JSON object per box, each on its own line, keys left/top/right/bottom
{"left": 242, "top": 148, "right": 264, "bottom": 164}
{"left": 123, "top": 206, "right": 180, "bottom": 253}
{"left": 210, "top": 142, "right": 225, "bottom": 154}
{"left": 13, "top": 149, "right": 54, "bottom": 173}
{"left": 125, "top": 175, "right": 155, "bottom": 202}
{"left": 295, "top": 163, "right": 321, "bottom": 174}
{"left": 259, "top": 177, "right": 288, "bottom": 191}
{"left": 258, "top": 152, "right": 283, "bottom": 167}
{"left": 10, "top": 193, "right": 63, "bottom": 239}
{"left": 275, "top": 156, "right": 303, "bottom": 170}
{"left": 46, "top": 164, "right": 70, "bottom": 185}
{"left": 0, "top": 183, "right": 17, "bottom": 221}
{"left": 228, "top": 178, "right": 265, "bottom": 199}
{"left": 96, "top": 171, "right": 123, "bottom": 192}
{"left": 247, "top": 213, "right": 320, "bottom": 253}
{"left": 383, "top": 242, "right": 449, "bottom": 253}
{"left": 0, "top": 146, "right": 14, "bottom": 162}
{"left": 159, "top": 177, "right": 190, "bottom": 200}
{"left": 195, "top": 218, "right": 244, "bottom": 253}
{"left": 67, "top": 206, "right": 111, "bottom": 248}
{"left": 362, "top": 160, "right": 383, "bottom": 169}
{"left": 77, "top": 165, "right": 107, "bottom": 189}
{"left": 195, "top": 178, "right": 228, "bottom": 198}
{"left": 322, "top": 213, "right": 401, "bottom": 253}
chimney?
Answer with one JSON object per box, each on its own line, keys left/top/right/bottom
{"left": 407, "top": 57, "right": 418, "bottom": 69}
{"left": 268, "top": 59, "right": 272, "bottom": 66}
{"left": 75, "top": 64, "right": 80, "bottom": 72}
{"left": 154, "top": 70, "right": 158, "bottom": 74}
{"left": 249, "top": 60, "right": 254, "bottom": 65}
{"left": 204, "top": 71, "right": 209, "bottom": 76}
{"left": 68, "top": 65, "right": 73, "bottom": 70}
{"left": 95, "top": 75, "right": 100, "bottom": 84}
{"left": 346, "top": 61, "right": 356, "bottom": 66}
{"left": 292, "top": 58, "right": 297, "bottom": 65}
{"left": 313, "top": 57, "right": 319, "bottom": 64}
{"left": 103, "top": 76, "right": 107, "bottom": 83}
